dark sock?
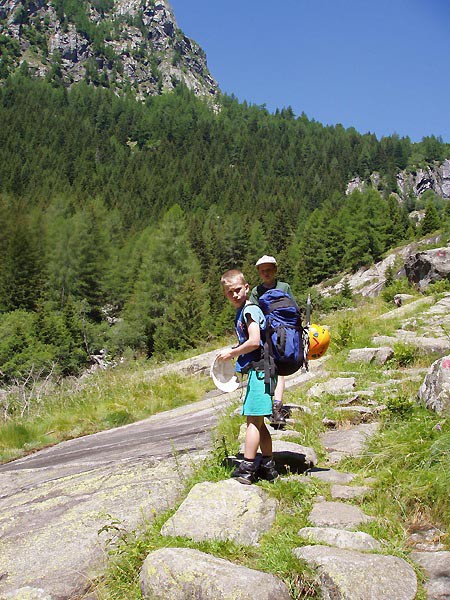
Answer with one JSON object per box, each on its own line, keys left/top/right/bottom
{"left": 243, "top": 457, "right": 255, "bottom": 463}
{"left": 261, "top": 455, "right": 273, "bottom": 464}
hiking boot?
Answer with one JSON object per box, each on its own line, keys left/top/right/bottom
{"left": 258, "top": 458, "right": 279, "bottom": 482}
{"left": 270, "top": 403, "right": 287, "bottom": 428}
{"left": 231, "top": 460, "right": 257, "bottom": 485}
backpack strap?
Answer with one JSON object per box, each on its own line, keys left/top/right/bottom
{"left": 239, "top": 304, "right": 276, "bottom": 396}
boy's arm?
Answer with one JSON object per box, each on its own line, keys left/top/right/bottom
{"left": 217, "top": 317, "right": 260, "bottom": 361}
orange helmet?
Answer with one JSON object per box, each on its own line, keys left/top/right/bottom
{"left": 307, "top": 324, "right": 331, "bottom": 360}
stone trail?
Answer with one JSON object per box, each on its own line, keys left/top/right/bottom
{"left": 3, "top": 295, "right": 450, "bottom": 599}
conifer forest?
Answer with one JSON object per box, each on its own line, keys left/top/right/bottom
{"left": 1, "top": 70, "right": 450, "bottom": 381}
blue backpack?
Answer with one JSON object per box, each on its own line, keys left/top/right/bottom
{"left": 241, "top": 288, "right": 306, "bottom": 395}
{"left": 258, "top": 288, "right": 305, "bottom": 377}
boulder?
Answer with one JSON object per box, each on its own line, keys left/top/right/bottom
{"left": 308, "top": 500, "right": 374, "bottom": 529}
{"left": 348, "top": 347, "right": 394, "bottom": 365}
{"left": 298, "top": 526, "right": 381, "bottom": 552}
{"left": 140, "top": 547, "right": 291, "bottom": 600}
{"left": 160, "top": 479, "right": 277, "bottom": 546}
{"left": 417, "top": 356, "right": 450, "bottom": 414}
{"left": 410, "top": 550, "right": 450, "bottom": 600}
{"left": 405, "top": 247, "right": 450, "bottom": 291}
{"left": 293, "top": 545, "right": 417, "bottom": 600}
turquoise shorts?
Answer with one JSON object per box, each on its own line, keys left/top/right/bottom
{"left": 241, "top": 369, "right": 275, "bottom": 417}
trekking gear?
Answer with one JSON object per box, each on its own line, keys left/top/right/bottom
{"left": 258, "top": 288, "right": 305, "bottom": 376}
{"left": 240, "top": 287, "right": 306, "bottom": 395}
{"left": 232, "top": 459, "right": 258, "bottom": 484}
{"left": 258, "top": 458, "right": 279, "bottom": 482}
{"left": 307, "top": 323, "right": 331, "bottom": 360}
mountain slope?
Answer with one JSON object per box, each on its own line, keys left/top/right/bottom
{"left": 0, "top": 0, "right": 219, "bottom": 99}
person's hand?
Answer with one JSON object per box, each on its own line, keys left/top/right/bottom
{"left": 217, "top": 348, "right": 234, "bottom": 361}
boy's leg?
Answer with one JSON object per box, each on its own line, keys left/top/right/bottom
{"left": 243, "top": 416, "right": 265, "bottom": 459}
{"left": 232, "top": 416, "right": 264, "bottom": 485}
{"left": 258, "top": 422, "right": 279, "bottom": 481}
{"left": 270, "top": 376, "right": 287, "bottom": 426}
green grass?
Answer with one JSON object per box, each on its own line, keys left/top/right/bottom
{"left": 0, "top": 364, "right": 213, "bottom": 463}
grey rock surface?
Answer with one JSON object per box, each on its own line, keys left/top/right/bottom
{"left": 320, "top": 422, "right": 379, "bottom": 464}
{"left": 307, "top": 377, "right": 356, "bottom": 398}
{"left": 0, "top": 389, "right": 234, "bottom": 598}
{"left": 140, "top": 547, "right": 291, "bottom": 600}
{"left": 308, "top": 501, "right": 374, "bottom": 529}
{"left": 348, "top": 346, "right": 394, "bottom": 364}
{"left": 417, "top": 355, "right": 450, "bottom": 414}
{"left": 308, "top": 468, "right": 356, "bottom": 484}
{"left": 330, "top": 484, "right": 371, "bottom": 499}
{"left": 298, "top": 526, "right": 381, "bottom": 552}
{"left": 0, "top": 0, "right": 219, "bottom": 100}
{"left": 160, "top": 479, "right": 277, "bottom": 546}
{"left": 411, "top": 550, "right": 450, "bottom": 600}
{"left": 294, "top": 545, "right": 417, "bottom": 600}
{"left": 1, "top": 588, "right": 53, "bottom": 600}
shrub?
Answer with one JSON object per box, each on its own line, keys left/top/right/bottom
{"left": 384, "top": 394, "right": 416, "bottom": 417}
{"left": 390, "top": 343, "right": 418, "bottom": 367}
{"left": 423, "top": 279, "right": 450, "bottom": 296}
{"left": 381, "top": 277, "right": 414, "bottom": 303}
{"left": 331, "top": 317, "right": 354, "bottom": 351}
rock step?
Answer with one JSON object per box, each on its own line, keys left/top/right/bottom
{"left": 308, "top": 500, "right": 374, "bottom": 529}
{"left": 140, "top": 547, "right": 291, "bottom": 600}
{"left": 293, "top": 545, "right": 417, "bottom": 600}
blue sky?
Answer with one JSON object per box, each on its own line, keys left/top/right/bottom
{"left": 169, "top": 0, "right": 450, "bottom": 142}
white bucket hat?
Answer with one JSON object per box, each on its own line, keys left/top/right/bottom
{"left": 210, "top": 355, "right": 239, "bottom": 393}
{"left": 255, "top": 255, "right": 277, "bottom": 267}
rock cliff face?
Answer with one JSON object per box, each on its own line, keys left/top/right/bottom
{"left": 346, "top": 159, "right": 450, "bottom": 201}
{"left": 0, "top": 0, "right": 219, "bottom": 100}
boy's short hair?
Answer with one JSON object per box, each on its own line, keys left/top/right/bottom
{"left": 220, "top": 269, "right": 247, "bottom": 288}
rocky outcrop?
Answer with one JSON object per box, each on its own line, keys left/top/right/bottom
{"left": 404, "top": 247, "right": 450, "bottom": 290}
{"left": 0, "top": 0, "right": 219, "bottom": 100}
{"left": 346, "top": 159, "right": 450, "bottom": 201}
{"left": 417, "top": 355, "right": 450, "bottom": 415}
{"left": 318, "top": 235, "right": 444, "bottom": 297}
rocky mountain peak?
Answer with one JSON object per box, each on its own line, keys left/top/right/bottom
{"left": 0, "top": 0, "right": 219, "bottom": 100}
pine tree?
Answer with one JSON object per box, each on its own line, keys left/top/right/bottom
{"left": 420, "top": 201, "right": 441, "bottom": 236}
{"left": 124, "top": 205, "right": 204, "bottom": 355}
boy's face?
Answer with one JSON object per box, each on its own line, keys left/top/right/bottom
{"left": 257, "top": 263, "right": 277, "bottom": 286}
{"left": 223, "top": 281, "right": 249, "bottom": 309}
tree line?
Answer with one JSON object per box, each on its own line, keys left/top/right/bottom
{"left": 0, "top": 71, "right": 449, "bottom": 382}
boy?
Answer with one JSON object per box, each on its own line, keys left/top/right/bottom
{"left": 250, "top": 255, "right": 295, "bottom": 426}
{"left": 217, "top": 269, "right": 278, "bottom": 485}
